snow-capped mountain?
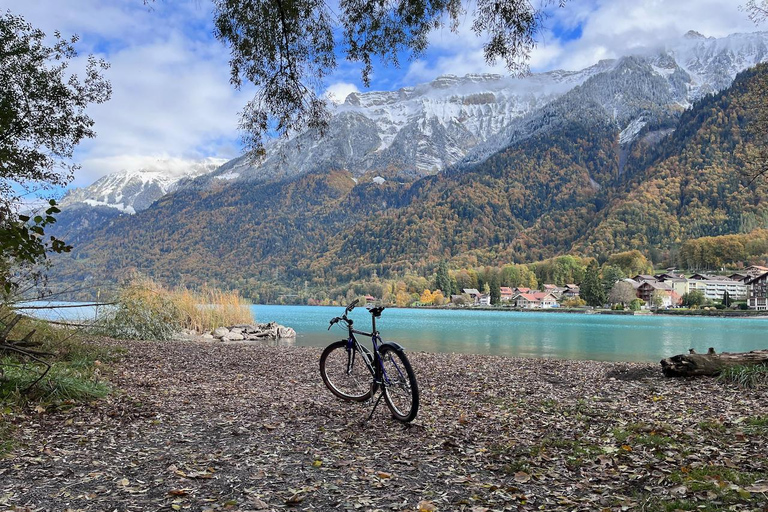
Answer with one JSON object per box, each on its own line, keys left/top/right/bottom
{"left": 201, "top": 30, "right": 768, "bottom": 185}
{"left": 62, "top": 158, "right": 227, "bottom": 214}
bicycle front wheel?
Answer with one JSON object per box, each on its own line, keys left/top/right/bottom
{"left": 380, "top": 345, "right": 419, "bottom": 422}
{"left": 320, "top": 341, "right": 373, "bottom": 402}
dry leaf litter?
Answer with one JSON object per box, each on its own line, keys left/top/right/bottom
{"left": 1, "top": 338, "right": 766, "bottom": 511}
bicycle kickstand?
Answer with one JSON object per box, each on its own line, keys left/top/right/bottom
{"left": 365, "top": 390, "right": 385, "bottom": 422}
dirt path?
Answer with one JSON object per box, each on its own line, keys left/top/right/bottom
{"left": 1, "top": 339, "right": 767, "bottom": 511}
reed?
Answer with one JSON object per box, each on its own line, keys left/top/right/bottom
{"left": 96, "top": 275, "right": 254, "bottom": 339}
{"left": 171, "top": 286, "right": 254, "bottom": 333}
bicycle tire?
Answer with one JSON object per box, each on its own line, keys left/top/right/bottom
{"left": 320, "top": 340, "right": 373, "bottom": 402}
{"left": 379, "top": 345, "right": 419, "bottom": 422}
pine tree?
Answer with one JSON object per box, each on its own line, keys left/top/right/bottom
{"left": 435, "top": 261, "right": 452, "bottom": 297}
{"left": 580, "top": 261, "right": 606, "bottom": 307}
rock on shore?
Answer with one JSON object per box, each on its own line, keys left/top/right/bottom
{"left": 209, "top": 322, "right": 296, "bottom": 341}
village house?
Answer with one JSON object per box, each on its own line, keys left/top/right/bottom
{"left": 636, "top": 281, "right": 676, "bottom": 305}
{"left": 562, "top": 284, "right": 580, "bottom": 298}
{"left": 542, "top": 284, "right": 566, "bottom": 298}
{"left": 746, "top": 271, "right": 768, "bottom": 310}
{"left": 745, "top": 265, "right": 768, "bottom": 275}
{"left": 512, "top": 291, "right": 559, "bottom": 309}
{"left": 461, "top": 288, "right": 491, "bottom": 306}
{"left": 499, "top": 287, "right": 514, "bottom": 302}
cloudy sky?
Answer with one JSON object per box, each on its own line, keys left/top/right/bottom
{"left": 5, "top": 0, "right": 763, "bottom": 190}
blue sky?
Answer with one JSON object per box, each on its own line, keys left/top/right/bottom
{"left": 4, "top": 0, "right": 763, "bottom": 190}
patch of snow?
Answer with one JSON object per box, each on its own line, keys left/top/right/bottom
{"left": 82, "top": 199, "right": 136, "bottom": 215}
{"left": 619, "top": 118, "right": 648, "bottom": 145}
{"left": 215, "top": 171, "right": 240, "bottom": 181}
{"left": 372, "top": 176, "right": 386, "bottom": 184}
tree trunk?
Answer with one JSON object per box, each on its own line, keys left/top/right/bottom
{"left": 660, "top": 348, "right": 768, "bottom": 377}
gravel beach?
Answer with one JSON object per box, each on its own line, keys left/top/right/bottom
{"left": 1, "top": 338, "right": 766, "bottom": 511}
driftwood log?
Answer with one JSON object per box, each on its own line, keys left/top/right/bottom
{"left": 660, "top": 348, "right": 768, "bottom": 377}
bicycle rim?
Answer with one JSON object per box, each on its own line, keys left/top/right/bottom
{"left": 380, "top": 346, "right": 419, "bottom": 422}
{"left": 320, "top": 341, "right": 373, "bottom": 402}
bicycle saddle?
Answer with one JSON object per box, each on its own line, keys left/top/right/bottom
{"left": 367, "top": 306, "right": 385, "bottom": 318}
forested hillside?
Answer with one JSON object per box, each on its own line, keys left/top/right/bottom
{"left": 52, "top": 64, "right": 768, "bottom": 296}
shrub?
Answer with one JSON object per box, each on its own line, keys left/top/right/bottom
{"left": 95, "top": 276, "right": 181, "bottom": 340}
{"left": 562, "top": 297, "right": 587, "bottom": 308}
{"left": 629, "top": 298, "right": 644, "bottom": 311}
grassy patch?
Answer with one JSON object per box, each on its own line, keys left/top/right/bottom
{"left": 717, "top": 364, "right": 768, "bottom": 389}
{"left": 636, "top": 466, "right": 768, "bottom": 512}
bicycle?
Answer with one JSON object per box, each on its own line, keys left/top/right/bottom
{"left": 319, "top": 299, "right": 419, "bottom": 423}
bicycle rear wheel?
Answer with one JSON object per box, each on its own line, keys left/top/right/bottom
{"left": 379, "top": 345, "right": 419, "bottom": 422}
{"left": 320, "top": 341, "right": 373, "bottom": 402}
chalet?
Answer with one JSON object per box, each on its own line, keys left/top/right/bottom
{"left": 728, "top": 273, "right": 751, "bottom": 283}
{"left": 562, "top": 284, "right": 580, "bottom": 298}
{"left": 632, "top": 274, "right": 657, "bottom": 283}
{"left": 542, "top": 284, "right": 565, "bottom": 298}
{"left": 463, "top": 288, "right": 481, "bottom": 300}
{"left": 364, "top": 295, "right": 377, "bottom": 305}
{"left": 514, "top": 287, "right": 532, "bottom": 294}
{"left": 654, "top": 272, "right": 684, "bottom": 280}
{"left": 461, "top": 288, "right": 490, "bottom": 306}
{"left": 746, "top": 272, "right": 768, "bottom": 310}
{"left": 745, "top": 265, "right": 768, "bottom": 276}
{"left": 636, "top": 281, "right": 682, "bottom": 307}
{"left": 478, "top": 294, "right": 491, "bottom": 306}
{"left": 636, "top": 281, "right": 672, "bottom": 303}
{"left": 499, "top": 287, "right": 514, "bottom": 302}
{"left": 512, "top": 291, "right": 559, "bottom": 309}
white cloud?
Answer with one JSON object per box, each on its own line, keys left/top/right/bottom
{"left": 402, "top": 0, "right": 761, "bottom": 80}
{"left": 325, "top": 82, "right": 360, "bottom": 104}
{"left": 5, "top": 0, "right": 246, "bottom": 188}
{"left": 4, "top": 0, "right": 765, "bottom": 190}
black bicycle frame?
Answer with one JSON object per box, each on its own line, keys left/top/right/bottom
{"left": 344, "top": 319, "right": 382, "bottom": 382}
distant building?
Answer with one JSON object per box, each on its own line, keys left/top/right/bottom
{"left": 687, "top": 274, "right": 747, "bottom": 301}
{"left": 512, "top": 291, "right": 558, "bottom": 309}
{"left": 562, "top": 284, "right": 580, "bottom": 298}
{"left": 746, "top": 272, "right": 768, "bottom": 310}
{"left": 499, "top": 287, "right": 514, "bottom": 302}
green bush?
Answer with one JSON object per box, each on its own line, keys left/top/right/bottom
{"left": 95, "top": 277, "right": 181, "bottom": 340}
{"left": 629, "top": 298, "right": 644, "bottom": 311}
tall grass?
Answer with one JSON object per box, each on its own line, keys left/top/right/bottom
{"left": 717, "top": 364, "right": 768, "bottom": 388}
{"left": 0, "top": 308, "right": 116, "bottom": 405}
{"left": 95, "top": 276, "right": 254, "bottom": 339}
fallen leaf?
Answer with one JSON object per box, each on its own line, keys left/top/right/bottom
{"left": 418, "top": 500, "right": 437, "bottom": 511}
{"left": 514, "top": 471, "right": 531, "bottom": 483}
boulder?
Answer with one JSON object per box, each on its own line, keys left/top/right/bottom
{"left": 224, "top": 332, "right": 245, "bottom": 341}
{"left": 278, "top": 326, "right": 296, "bottom": 338}
{"left": 212, "top": 327, "right": 230, "bottom": 339}
{"left": 219, "top": 322, "right": 297, "bottom": 340}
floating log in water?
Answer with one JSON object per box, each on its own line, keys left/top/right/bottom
{"left": 660, "top": 348, "right": 768, "bottom": 377}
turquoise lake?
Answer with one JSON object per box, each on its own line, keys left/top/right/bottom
{"left": 19, "top": 303, "right": 767, "bottom": 363}
{"left": 251, "top": 305, "right": 768, "bottom": 363}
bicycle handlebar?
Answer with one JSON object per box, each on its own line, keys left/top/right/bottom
{"left": 345, "top": 298, "right": 359, "bottom": 313}
{"left": 329, "top": 300, "right": 362, "bottom": 330}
